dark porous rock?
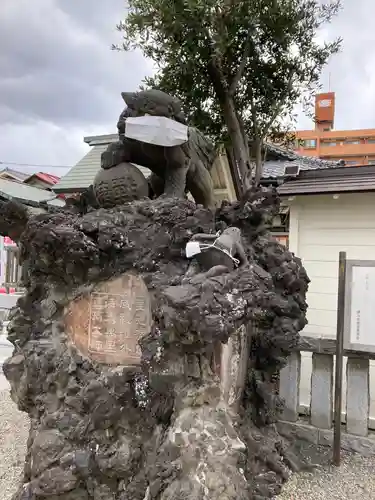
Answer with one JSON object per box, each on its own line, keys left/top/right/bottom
{"left": 1, "top": 187, "right": 309, "bottom": 499}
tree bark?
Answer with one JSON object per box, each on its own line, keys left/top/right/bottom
{"left": 253, "top": 136, "right": 263, "bottom": 186}
{"left": 221, "top": 95, "right": 251, "bottom": 188}
{"left": 225, "top": 146, "right": 242, "bottom": 199}
{"left": 206, "top": 60, "right": 250, "bottom": 192}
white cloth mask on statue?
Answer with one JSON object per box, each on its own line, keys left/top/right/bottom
{"left": 124, "top": 115, "right": 189, "bottom": 147}
{"left": 185, "top": 241, "right": 202, "bottom": 258}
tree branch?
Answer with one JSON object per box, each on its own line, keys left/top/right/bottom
{"left": 229, "top": 33, "right": 252, "bottom": 96}
{"left": 260, "top": 72, "right": 295, "bottom": 141}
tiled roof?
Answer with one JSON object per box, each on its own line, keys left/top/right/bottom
{"left": 278, "top": 165, "right": 375, "bottom": 195}
{"left": 262, "top": 142, "right": 343, "bottom": 179}
{"left": 54, "top": 134, "right": 151, "bottom": 193}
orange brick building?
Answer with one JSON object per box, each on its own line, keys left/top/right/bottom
{"left": 293, "top": 92, "right": 375, "bottom": 166}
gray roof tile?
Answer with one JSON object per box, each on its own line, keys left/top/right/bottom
{"left": 261, "top": 142, "right": 343, "bottom": 178}
{"left": 278, "top": 165, "right": 375, "bottom": 195}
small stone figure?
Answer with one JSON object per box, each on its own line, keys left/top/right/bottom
{"left": 100, "top": 89, "right": 217, "bottom": 209}
{"left": 93, "top": 162, "right": 149, "bottom": 208}
{"left": 184, "top": 227, "right": 248, "bottom": 281}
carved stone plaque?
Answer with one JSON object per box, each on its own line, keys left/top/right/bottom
{"left": 64, "top": 273, "right": 152, "bottom": 365}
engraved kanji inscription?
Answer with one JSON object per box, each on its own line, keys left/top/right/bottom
{"left": 64, "top": 273, "right": 152, "bottom": 365}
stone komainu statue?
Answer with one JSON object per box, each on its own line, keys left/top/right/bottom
{"left": 100, "top": 89, "right": 217, "bottom": 209}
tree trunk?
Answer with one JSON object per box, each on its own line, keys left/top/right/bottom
{"left": 222, "top": 95, "right": 251, "bottom": 189}
{"left": 225, "top": 146, "right": 242, "bottom": 199}
{"left": 206, "top": 60, "right": 250, "bottom": 192}
{"left": 253, "top": 136, "right": 263, "bottom": 186}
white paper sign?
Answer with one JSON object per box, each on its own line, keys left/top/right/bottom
{"left": 125, "top": 115, "right": 189, "bottom": 147}
{"left": 350, "top": 266, "right": 375, "bottom": 346}
{"left": 185, "top": 241, "right": 201, "bottom": 258}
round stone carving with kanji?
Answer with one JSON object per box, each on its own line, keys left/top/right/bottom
{"left": 93, "top": 161, "right": 149, "bottom": 208}
{"left": 64, "top": 273, "right": 152, "bottom": 365}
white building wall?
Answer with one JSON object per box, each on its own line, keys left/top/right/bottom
{"left": 287, "top": 192, "right": 375, "bottom": 420}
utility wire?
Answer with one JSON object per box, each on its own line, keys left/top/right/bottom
{"left": 0, "top": 160, "right": 72, "bottom": 170}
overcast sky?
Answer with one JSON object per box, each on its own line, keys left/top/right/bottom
{"left": 0, "top": 0, "right": 373, "bottom": 177}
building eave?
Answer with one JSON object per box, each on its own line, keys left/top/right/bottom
{"left": 277, "top": 165, "right": 375, "bottom": 196}
{"left": 84, "top": 134, "right": 118, "bottom": 146}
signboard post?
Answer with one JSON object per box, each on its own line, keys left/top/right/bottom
{"left": 333, "top": 251, "right": 346, "bottom": 466}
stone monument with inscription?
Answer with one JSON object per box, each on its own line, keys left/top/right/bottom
{"left": 0, "top": 90, "right": 310, "bottom": 500}
{"left": 65, "top": 273, "right": 151, "bottom": 366}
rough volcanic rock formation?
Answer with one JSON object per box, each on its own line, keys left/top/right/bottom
{"left": 1, "top": 187, "right": 309, "bottom": 499}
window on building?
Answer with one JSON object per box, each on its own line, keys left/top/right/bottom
{"left": 318, "top": 99, "right": 332, "bottom": 108}
{"left": 368, "top": 159, "right": 375, "bottom": 165}
{"left": 345, "top": 160, "right": 358, "bottom": 165}
{"left": 345, "top": 139, "right": 361, "bottom": 145}
{"left": 367, "top": 138, "right": 375, "bottom": 144}
{"left": 321, "top": 141, "right": 337, "bottom": 147}
{"left": 302, "top": 139, "right": 317, "bottom": 149}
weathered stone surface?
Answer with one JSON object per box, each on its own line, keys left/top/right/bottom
{"left": 346, "top": 357, "right": 370, "bottom": 437}
{"left": 151, "top": 384, "right": 249, "bottom": 500}
{"left": 65, "top": 273, "right": 151, "bottom": 366}
{"left": 277, "top": 420, "right": 319, "bottom": 445}
{"left": 278, "top": 420, "right": 375, "bottom": 458}
{"left": 279, "top": 352, "right": 301, "bottom": 422}
{"left": 1, "top": 188, "right": 309, "bottom": 499}
{"left": 93, "top": 162, "right": 149, "bottom": 208}
{"left": 310, "top": 353, "right": 333, "bottom": 430}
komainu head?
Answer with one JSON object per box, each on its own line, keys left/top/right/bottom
{"left": 117, "top": 89, "right": 187, "bottom": 135}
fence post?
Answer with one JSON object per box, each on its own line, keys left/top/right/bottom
{"left": 279, "top": 352, "right": 301, "bottom": 422}
{"left": 310, "top": 353, "right": 334, "bottom": 429}
{"left": 346, "top": 357, "right": 370, "bottom": 437}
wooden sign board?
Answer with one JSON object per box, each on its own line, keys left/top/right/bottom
{"left": 65, "top": 273, "right": 152, "bottom": 365}
{"left": 344, "top": 260, "right": 375, "bottom": 353}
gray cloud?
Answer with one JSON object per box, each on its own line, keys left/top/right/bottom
{"left": 0, "top": 0, "right": 152, "bottom": 174}
{"left": 0, "top": 0, "right": 374, "bottom": 177}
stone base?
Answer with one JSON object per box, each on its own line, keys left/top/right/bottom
{"left": 1, "top": 191, "right": 309, "bottom": 499}
{"left": 278, "top": 420, "right": 375, "bottom": 457}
